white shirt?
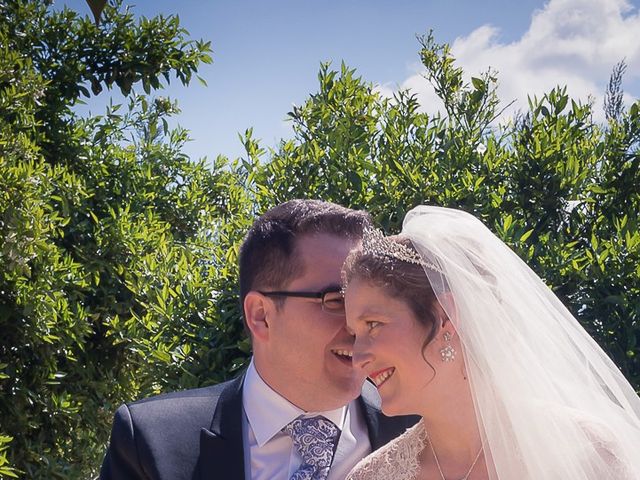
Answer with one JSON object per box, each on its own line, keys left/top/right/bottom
{"left": 242, "top": 359, "right": 371, "bottom": 480}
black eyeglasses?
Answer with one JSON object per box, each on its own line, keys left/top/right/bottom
{"left": 258, "top": 288, "right": 345, "bottom": 315}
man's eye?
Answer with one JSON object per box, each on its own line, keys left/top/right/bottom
{"left": 366, "top": 321, "right": 381, "bottom": 330}
{"left": 322, "top": 293, "right": 344, "bottom": 310}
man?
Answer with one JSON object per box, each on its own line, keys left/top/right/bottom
{"left": 100, "top": 199, "right": 417, "bottom": 480}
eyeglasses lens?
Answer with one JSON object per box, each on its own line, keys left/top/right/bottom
{"left": 322, "top": 291, "right": 345, "bottom": 313}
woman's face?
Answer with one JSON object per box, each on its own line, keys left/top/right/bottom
{"left": 345, "top": 277, "right": 439, "bottom": 416}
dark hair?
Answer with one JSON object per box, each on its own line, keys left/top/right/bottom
{"left": 342, "top": 235, "right": 441, "bottom": 355}
{"left": 239, "top": 199, "right": 371, "bottom": 319}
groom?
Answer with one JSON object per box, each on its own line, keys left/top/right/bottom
{"left": 100, "top": 200, "right": 416, "bottom": 480}
{"left": 100, "top": 199, "right": 417, "bottom": 480}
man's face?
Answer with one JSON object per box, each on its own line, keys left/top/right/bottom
{"left": 255, "top": 233, "right": 366, "bottom": 411}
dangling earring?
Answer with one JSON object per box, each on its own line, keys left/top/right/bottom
{"left": 440, "top": 331, "right": 456, "bottom": 362}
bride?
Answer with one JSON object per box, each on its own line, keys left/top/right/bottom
{"left": 343, "top": 206, "right": 640, "bottom": 480}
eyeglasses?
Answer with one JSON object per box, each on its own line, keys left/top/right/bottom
{"left": 258, "top": 288, "right": 345, "bottom": 315}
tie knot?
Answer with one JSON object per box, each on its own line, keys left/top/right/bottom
{"left": 283, "top": 415, "right": 340, "bottom": 478}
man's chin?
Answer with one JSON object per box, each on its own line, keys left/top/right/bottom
{"left": 334, "top": 378, "right": 367, "bottom": 401}
{"left": 307, "top": 382, "right": 361, "bottom": 411}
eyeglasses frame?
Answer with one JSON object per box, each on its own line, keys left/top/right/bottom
{"left": 258, "top": 287, "right": 345, "bottom": 315}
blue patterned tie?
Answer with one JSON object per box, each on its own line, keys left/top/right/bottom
{"left": 283, "top": 415, "right": 340, "bottom": 480}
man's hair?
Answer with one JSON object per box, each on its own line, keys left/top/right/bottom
{"left": 239, "top": 199, "right": 371, "bottom": 316}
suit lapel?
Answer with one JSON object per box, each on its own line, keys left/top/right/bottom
{"left": 197, "top": 374, "right": 246, "bottom": 480}
{"left": 359, "top": 380, "right": 385, "bottom": 450}
{"left": 195, "top": 373, "right": 417, "bottom": 479}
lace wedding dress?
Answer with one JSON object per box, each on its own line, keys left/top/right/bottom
{"left": 346, "top": 420, "right": 426, "bottom": 480}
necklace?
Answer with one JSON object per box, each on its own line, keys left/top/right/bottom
{"left": 426, "top": 434, "right": 483, "bottom": 480}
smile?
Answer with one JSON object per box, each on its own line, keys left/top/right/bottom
{"left": 369, "top": 367, "right": 395, "bottom": 387}
{"left": 331, "top": 349, "right": 353, "bottom": 363}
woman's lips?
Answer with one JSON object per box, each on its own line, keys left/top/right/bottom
{"left": 368, "top": 367, "right": 395, "bottom": 388}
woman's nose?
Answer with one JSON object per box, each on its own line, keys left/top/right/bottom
{"left": 352, "top": 337, "right": 374, "bottom": 370}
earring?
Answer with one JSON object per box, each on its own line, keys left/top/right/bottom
{"left": 440, "top": 331, "right": 456, "bottom": 362}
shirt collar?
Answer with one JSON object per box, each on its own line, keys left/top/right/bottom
{"left": 242, "top": 358, "right": 346, "bottom": 447}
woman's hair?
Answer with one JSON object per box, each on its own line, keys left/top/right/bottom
{"left": 342, "top": 235, "right": 441, "bottom": 354}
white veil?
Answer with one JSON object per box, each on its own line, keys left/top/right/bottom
{"left": 402, "top": 206, "right": 640, "bottom": 480}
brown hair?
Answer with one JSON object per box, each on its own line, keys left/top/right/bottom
{"left": 239, "top": 199, "right": 371, "bottom": 315}
{"left": 342, "top": 235, "right": 441, "bottom": 355}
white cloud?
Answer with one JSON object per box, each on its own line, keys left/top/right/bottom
{"left": 388, "top": 0, "right": 640, "bottom": 122}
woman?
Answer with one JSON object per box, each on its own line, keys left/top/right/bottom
{"left": 343, "top": 206, "right": 640, "bottom": 480}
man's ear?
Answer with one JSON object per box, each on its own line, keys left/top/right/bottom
{"left": 244, "top": 291, "right": 271, "bottom": 342}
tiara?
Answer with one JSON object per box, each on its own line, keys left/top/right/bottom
{"left": 361, "top": 226, "right": 442, "bottom": 273}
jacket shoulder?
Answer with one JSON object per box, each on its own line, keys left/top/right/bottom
{"left": 100, "top": 377, "right": 243, "bottom": 480}
{"left": 123, "top": 381, "right": 229, "bottom": 422}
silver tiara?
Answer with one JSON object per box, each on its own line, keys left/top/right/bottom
{"left": 361, "top": 226, "right": 442, "bottom": 273}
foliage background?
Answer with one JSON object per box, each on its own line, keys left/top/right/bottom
{"left": 0, "top": 1, "right": 638, "bottom": 478}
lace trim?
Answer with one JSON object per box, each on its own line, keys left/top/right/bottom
{"left": 346, "top": 419, "right": 427, "bottom": 480}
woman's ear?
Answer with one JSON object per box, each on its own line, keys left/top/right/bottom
{"left": 244, "top": 291, "right": 271, "bottom": 342}
{"left": 434, "top": 291, "right": 458, "bottom": 329}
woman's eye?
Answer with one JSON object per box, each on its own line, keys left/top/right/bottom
{"left": 366, "top": 321, "right": 380, "bottom": 331}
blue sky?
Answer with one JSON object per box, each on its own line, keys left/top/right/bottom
{"left": 59, "top": 0, "right": 640, "bottom": 162}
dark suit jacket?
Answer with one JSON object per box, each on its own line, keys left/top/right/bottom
{"left": 100, "top": 374, "right": 418, "bottom": 480}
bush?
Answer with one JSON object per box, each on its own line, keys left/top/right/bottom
{"left": 0, "top": 2, "right": 252, "bottom": 478}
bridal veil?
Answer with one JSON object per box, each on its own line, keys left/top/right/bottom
{"left": 402, "top": 206, "right": 640, "bottom": 479}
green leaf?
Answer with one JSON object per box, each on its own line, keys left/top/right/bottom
{"left": 520, "top": 229, "right": 534, "bottom": 242}
{"left": 556, "top": 94, "right": 568, "bottom": 113}
{"left": 471, "top": 77, "right": 485, "bottom": 91}
{"left": 197, "top": 75, "right": 208, "bottom": 87}
{"left": 503, "top": 214, "right": 513, "bottom": 232}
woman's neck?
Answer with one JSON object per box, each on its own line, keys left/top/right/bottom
{"left": 418, "top": 380, "right": 483, "bottom": 465}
